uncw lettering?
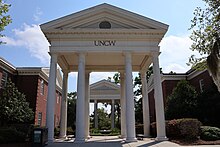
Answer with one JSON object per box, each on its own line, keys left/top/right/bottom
{"left": 94, "top": 40, "right": 116, "bottom": 46}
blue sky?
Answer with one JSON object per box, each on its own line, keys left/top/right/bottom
{"left": 0, "top": 0, "right": 205, "bottom": 92}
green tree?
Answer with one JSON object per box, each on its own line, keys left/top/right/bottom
{"left": 165, "top": 80, "right": 198, "bottom": 120}
{"left": 197, "top": 84, "right": 220, "bottom": 127}
{"left": 189, "top": 0, "right": 220, "bottom": 91}
{"left": 0, "top": 79, "right": 34, "bottom": 126}
{"left": 91, "top": 108, "right": 111, "bottom": 130}
{"left": 67, "top": 92, "right": 77, "bottom": 131}
{"left": 0, "top": 0, "right": 12, "bottom": 44}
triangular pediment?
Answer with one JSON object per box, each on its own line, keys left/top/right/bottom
{"left": 90, "top": 80, "right": 120, "bottom": 91}
{"left": 41, "top": 3, "right": 168, "bottom": 31}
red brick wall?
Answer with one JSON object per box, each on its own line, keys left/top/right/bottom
{"left": 189, "top": 70, "right": 214, "bottom": 93}
{"left": 148, "top": 90, "right": 156, "bottom": 123}
{"left": 0, "top": 67, "right": 15, "bottom": 94}
{"left": 35, "top": 77, "right": 48, "bottom": 126}
{"left": 148, "top": 80, "right": 180, "bottom": 123}
{"left": 35, "top": 78, "right": 62, "bottom": 127}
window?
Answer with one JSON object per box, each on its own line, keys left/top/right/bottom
{"left": 37, "top": 112, "right": 42, "bottom": 126}
{"left": 199, "top": 79, "right": 204, "bottom": 92}
{"left": 1, "top": 71, "right": 8, "bottom": 88}
{"left": 99, "top": 21, "right": 111, "bottom": 29}
{"left": 57, "top": 95, "right": 59, "bottom": 104}
{"left": 40, "top": 80, "right": 44, "bottom": 95}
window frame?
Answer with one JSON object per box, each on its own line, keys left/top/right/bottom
{"left": 40, "top": 79, "right": 44, "bottom": 95}
{"left": 1, "top": 71, "right": 8, "bottom": 89}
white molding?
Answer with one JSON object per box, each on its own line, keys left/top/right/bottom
{"left": 0, "top": 57, "right": 16, "bottom": 74}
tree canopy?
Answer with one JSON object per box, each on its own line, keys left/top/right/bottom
{"left": 165, "top": 80, "right": 198, "bottom": 120}
{"left": 0, "top": 0, "right": 11, "bottom": 44}
{"left": 0, "top": 79, "right": 34, "bottom": 126}
{"left": 189, "top": 0, "right": 220, "bottom": 68}
{"left": 67, "top": 92, "right": 77, "bottom": 130}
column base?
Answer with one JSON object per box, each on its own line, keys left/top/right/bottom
{"left": 155, "top": 136, "right": 168, "bottom": 141}
{"left": 59, "top": 135, "right": 67, "bottom": 139}
{"left": 120, "top": 135, "right": 126, "bottom": 139}
{"left": 47, "top": 138, "right": 54, "bottom": 143}
{"left": 125, "top": 137, "right": 137, "bottom": 143}
{"left": 74, "top": 138, "right": 86, "bottom": 143}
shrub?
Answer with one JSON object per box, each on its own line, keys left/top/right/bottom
{"left": 178, "top": 118, "right": 201, "bottom": 139}
{"left": 90, "top": 128, "right": 100, "bottom": 134}
{"left": 111, "top": 128, "right": 120, "bottom": 134}
{"left": 0, "top": 127, "right": 26, "bottom": 143}
{"left": 150, "top": 118, "right": 201, "bottom": 139}
{"left": 135, "top": 124, "right": 144, "bottom": 134}
{"left": 67, "top": 127, "right": 74, "bottom": 135}
{"left": 150, "top": 122, "right": 157, "bottom": 137}
{"left": 200, "top": 126, "right": 220, "bottom": 141}
{"left": 54, "top": 127, "right": 60, "bottom": 137}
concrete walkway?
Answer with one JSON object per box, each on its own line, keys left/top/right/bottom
{"left": 46, "top": 136, "right": 220, "bottom": 147}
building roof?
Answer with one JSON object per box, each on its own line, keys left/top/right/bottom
{"left": 90, "top": 79, "right": 120, "bottom": 101}
{"left": 0, "top": 57, "right": 62, "bottom": 91}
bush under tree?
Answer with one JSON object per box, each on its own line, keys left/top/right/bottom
{"left": 165, "top": 80, "right": 198, "bottom": 120}
{"left": 0, "top": 79, "right": 34, "bottom": 126}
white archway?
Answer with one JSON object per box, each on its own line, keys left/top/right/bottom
{"left": 41, "top": 3, "right": 168, "bottom": 143}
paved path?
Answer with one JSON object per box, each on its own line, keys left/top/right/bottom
{"left": 46, "top": 136, "right": 220, "bottom": 147}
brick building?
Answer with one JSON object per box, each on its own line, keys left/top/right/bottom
{"left": 0, "top": 57, "right": 62, "bottom": 127}
{"left": 148, "top": 69, "right": 215, "bottom": 122}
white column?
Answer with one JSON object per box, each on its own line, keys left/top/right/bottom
{"left": 46, "top": 53, "right": 57, "bottom": 143}
{"left": 75, "top": 53, "right": 86, "bottom": 143}
{"left": 59, "top": 70, "right": 69, "bottom": 138}
{"left": 85, "top": 71, "right": 90, "bottom": 138}
{"left": 124, "top": 52, "right": 137, "bottom": 142}
{"left": 120, "top": 71, "right": 126, "bottom": 138}
{"left": 94, "top": 100, "right": 98, "bottom": 128}
{"left": 111, "top": 99, "right": 115, "bottom": 129}
{"left": 141, "top": 71, "right": 150, "bottom": 137}
{"left": 153, "top": 53, "right": 168, "bottom": 141}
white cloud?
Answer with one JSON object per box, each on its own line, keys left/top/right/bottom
{"left": 159, "top": 35, "right": 200, "bottom": 73}
{"left": 33, "top": 7, "right": 43, "bottom": 22}
{"left": 1, "top": 24, "right": 50, "bottom": 65}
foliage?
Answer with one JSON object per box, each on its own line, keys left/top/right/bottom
{"left": 0, "top": 79, "right": 34, "bottom": 125}
{"left": 200, "top": 126, "right": 220, "bottom": 141}
{"left": 188, "top": 0, "right": 220, "bottom": 69}
{"left": 67, "top": 92, "right": 77, "bottom": 131}
{"left": 97, "top": 108, "right": 111, "bottom": 130}
{"left": 67, "top": 127, "right": 74, "bottom": 135}
{"left": 111, "top": 128, "right": 120, "bottom": 134}
{"left": 135, "top": 124, "right": 144, "bottom": 134}
{"left": 0, "top": 127, "right": 26, "bottom": 143}
{"left": 177, "top": 118, "right": 201, "bottom": 139}
{"left": 113, "top": 72, "right": 120, "bottom": 84}
{"left": 0, "top": 0, "right": 11, "bottom": 44}
{"left": 135, "top": 97, "right": 143, "bottom": 124}
{"left": 196, "top": 84, "right": 220, "bottom": 127}
{"left": 151, "top": 118, "right": 201, "bottom": 139}
{"left": 165, "top": 80, "right": 198, "bottom": 120}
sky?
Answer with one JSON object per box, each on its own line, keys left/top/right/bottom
{"left": 0, "top": 0, "right": 206, "bottom": 93}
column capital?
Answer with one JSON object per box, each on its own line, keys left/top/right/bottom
{"left": 151, "top": 51, "right": 160, "bottom": 58}
{"left": 85, "top": 70, "right": 91, "bottom": 74}
{"left": 62, "top": 69, "right": 70, "bottom": 75}
{"left": 140, "top": 71, "right": 146, "bottom": 79}
{"left": 77, "top": 52, "right": 86, "bottom": 63}
{"left": 50, "top": 53, "right": 58, "bottom": 63}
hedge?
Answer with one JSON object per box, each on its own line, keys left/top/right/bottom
{"left": 151, "top": 118, "right": 201, "bottom": 139}
{"left": 200, "top": 126, "right": 220, "bottom": 141}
